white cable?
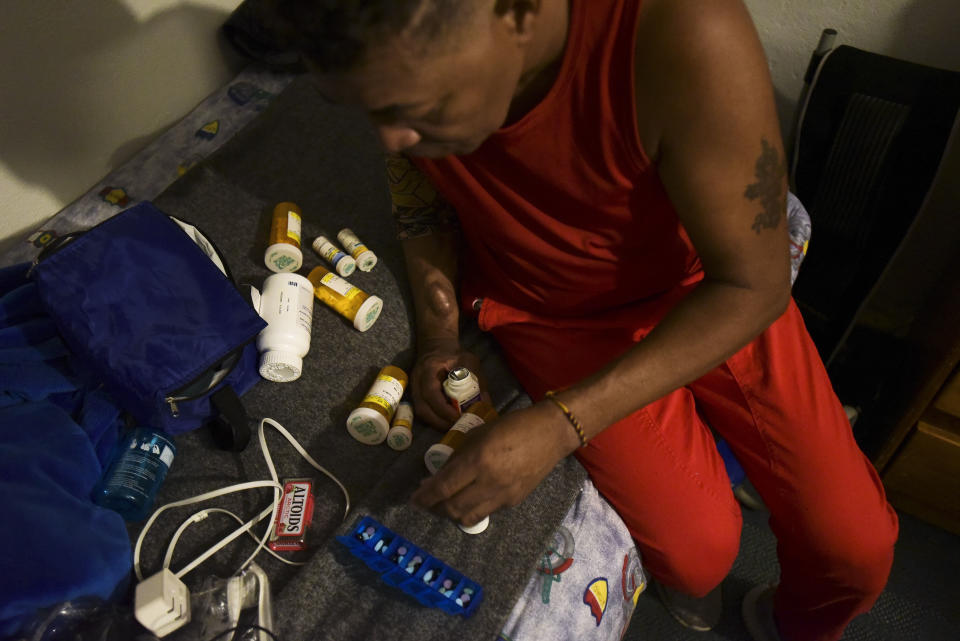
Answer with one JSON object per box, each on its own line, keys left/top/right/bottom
{"left": 216, "top": 417, "right": 352, "bottom": 580}
{"left": 259, "top": 417, "right": 351, "bottom": 518}
{"left": 136, "top": 417, "right": 352, "bottom": 582}
{"left": 175, "top": 503, "right": 276, "bottom": 579}
{"left": 134, "top": 480, "right": 282, "bottom": 582}
{"left": 164, "top": 508, "right": 304, "bottom": 569}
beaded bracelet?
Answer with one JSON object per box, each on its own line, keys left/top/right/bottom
{"left": 544, "top": 390, "right": 589, "bottom": 448}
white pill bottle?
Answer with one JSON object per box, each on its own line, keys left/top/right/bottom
{"left": 252, "top": 273, "right": 314, "bottom": 382}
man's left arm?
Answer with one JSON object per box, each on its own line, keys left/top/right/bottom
{"left": 412, "top": 0, "right": 792, "bottom": 526}
{"left": 558, "top": 0, "right": 792, "bottom": 437}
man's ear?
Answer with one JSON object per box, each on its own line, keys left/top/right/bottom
{"left": 494, "top": 0, "right": 540, "bottom": 43}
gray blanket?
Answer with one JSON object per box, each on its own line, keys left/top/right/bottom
{"left": 138, "top": 75, "right": 586, "bottom": 641}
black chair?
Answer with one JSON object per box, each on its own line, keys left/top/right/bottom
{"left": 788, "top": 37, "right": 960, "bottom": 451}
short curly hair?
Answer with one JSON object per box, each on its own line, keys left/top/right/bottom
{"left": 261, "top": 0, "right": 480, "bottom": 72}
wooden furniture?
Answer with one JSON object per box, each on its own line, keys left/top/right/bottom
{"left": 883, "top": 387, "right": 960, "bottom": 535}
{"left": 868, "top": 268, "right": 960, "bottom": 535}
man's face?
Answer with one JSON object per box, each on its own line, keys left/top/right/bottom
{"left": 313, "top": 14, "right": 527, "bottom": 158}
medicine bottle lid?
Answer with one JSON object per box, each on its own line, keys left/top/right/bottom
{"left": 354, "top": 250, "right": 378, "bottom": 272}
{"left": 424, "top": 443, "right": 454, "bottom": 475}
{"left": 347, "top": 407, "right": 389, "bottom": 445}
{"left": 386, "top": 425, "right": 412, "bottom": 451}
{"left": 353, "top": 296, "right": 384, "bottom": 332}
{"left": 336, "top": 256, "right": 357, "bottom": 277}
{"left": 264, "top": 243, "right": 303, "bottom": 273}
{"left": 458, "top": 516, "right": 489, "bottom": 535}
{"left": 259, "top": 350, "right": 303, "bottom": 382}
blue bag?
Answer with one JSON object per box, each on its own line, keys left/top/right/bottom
{"left": 0, "top": 263, "right": 131, "bottom": 637}
{"left": 30, "top": 202, "right": 266, "bottom": 449}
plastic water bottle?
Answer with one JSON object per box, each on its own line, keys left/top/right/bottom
{"left": 93, "top": 428, "right": 176, "bottom": 521}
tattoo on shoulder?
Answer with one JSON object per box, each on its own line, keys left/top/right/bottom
{"left": 744, "top": 138, "right": 787, "bottom": 235}
{"left": 385, "top": 153, "right": 459, "bottom": 241}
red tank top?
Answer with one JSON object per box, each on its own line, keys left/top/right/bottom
{"left": 414, "top": 0, "right": 702, "bottom": 317}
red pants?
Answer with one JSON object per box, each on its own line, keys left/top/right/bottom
{"left": 478, "top": 293, "right": 898, "bottom": 641}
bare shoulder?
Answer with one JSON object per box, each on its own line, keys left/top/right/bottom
{"left": 633, "top": 0, "right": 775, "bottom": 161}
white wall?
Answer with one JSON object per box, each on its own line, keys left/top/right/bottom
{"left": 2, "top": 0, "right": 958, "bottom": 256}
{"left": 743, "top": 0, "right": 960, "bottom": 138}
{"left": 0, "top": 0, "right": 244, "bottom": 256}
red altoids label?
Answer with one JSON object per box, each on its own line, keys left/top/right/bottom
{"left": 269, "top": 478, "right": 314, "bottom": 551}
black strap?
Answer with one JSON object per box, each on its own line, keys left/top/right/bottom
{"left": 209, "top": 385, "right": 251, "bottom": 452}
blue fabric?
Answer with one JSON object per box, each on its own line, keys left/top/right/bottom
{"left": 716, "top": 437, "right": 746, "bottom": 488}
{"left": 32, "top": 202, "right": 266, "bottom": 434}
{"left": 0, "top": 264, "right": 130, "bottom": 637}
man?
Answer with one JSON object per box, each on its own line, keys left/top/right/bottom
{"left": 264, "top": 1, "right": 899, "bottom": 639}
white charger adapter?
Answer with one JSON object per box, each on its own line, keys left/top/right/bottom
{"left": 135, "top": 568, "right": 192, "bottom": 637}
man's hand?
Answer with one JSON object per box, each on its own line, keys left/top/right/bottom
{"left": 410, "top": 400, "right": 578, "bottom": 526}
{"left": 411, "top": 337, "right": 488, "bottom": 429}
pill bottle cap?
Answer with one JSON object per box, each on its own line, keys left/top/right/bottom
{"left": 424, "top": 443, "right": 454, "bottom": 475}
{"left": 259, "top": 351, "right": 303, "bottom": 382}
{"left": 347, "top": 407, "right": 389, "bottom": 445}
{"left": 336, "top": 256, "right": 357, "bottom": 277}
{"left": 448, "top": 368, "right": 473, "bottom": 382}
{"left": 264, "top": 243, "right": 303, "bottom": 273}
{"left": 354, "top": 250, "right": 378, "bottom": 272}
{"left": 458, "top": 516, "right": 489, "bottom": 535}
{"left": 386, "top": 425, "right": 412, "bottom": 451}
{"left": 354, "top": 296, "right": 384, "bottom": 332}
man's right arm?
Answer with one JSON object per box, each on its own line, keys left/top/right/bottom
{"left": 387, "top": 154, "right": 481, "bottom": 428}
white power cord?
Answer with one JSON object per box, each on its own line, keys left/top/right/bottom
{"left": 163, "top": 508, "right": 303, "bottom": 570}
{"left": 134, "top": 417, "right": 351, "bottom": 637}
{"left": 134, "top": 480, "right": 282, "bottom": 582}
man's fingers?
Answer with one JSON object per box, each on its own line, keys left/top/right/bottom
{"left": 444, "top": 486, "right": 501, "bottom": 527}
{"left": 410, "top": 457, "right": 476, "bottom": 509}
{"left": 413, "top": 395, "right": 449, "bottom": 430}
{"left": 414, "top": 382, "right": 458, "bottom": 428}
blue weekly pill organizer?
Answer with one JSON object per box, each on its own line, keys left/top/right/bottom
{"left": 337, "top": 516, "right": 483, "bottom": 617}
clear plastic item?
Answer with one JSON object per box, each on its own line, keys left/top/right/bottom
{"left": 337, "top": 228, "right": 377, "bottom": 272}
{"left": 306, "top": 266, "right": 382, "bottom": 332}
{"left": 264, "top": 202, "right": 303, "bottom": 273}
{"left": 347, "top": 366, "right": 408, "bottom": 445}
{"left": 252, "top": 273, "right": 314, "bottom": 382}
{"left": 173, "top": 564, "right": 273, "bottom": 641}
{"left": 93, "top": 428, "right": 176, "bottom": 522}
{"left": 17, "top": 597, "right": 143, "bottom": 641}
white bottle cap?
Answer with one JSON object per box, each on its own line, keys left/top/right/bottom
{"left": 346, "top": 407, "right": 389, "bottom": 445}
{"left": 336, "top": 256, "right": 357, "bottom": 277}
{"left": 458, "top": 516, "right": 489, "bottom": 535}
{"left": 259, "top": 350, "right": 303, "bottom": 382}
{"left": 354, "top": 296, "right": 384, "bottom": 332}
{"left": 354, "top": 250, "right": 378, "bottom": 272}
{"left": 386, "top": 425, "right": 412, "bottom": 451}
{"left": 424, "top": 443, "right": 454, "bottom": 475}
{"left": 264, "top": 243, "right": 303, "bottom": 273}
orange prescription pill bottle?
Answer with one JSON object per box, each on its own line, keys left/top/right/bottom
{"left": 424, "top": 401, "right": 498, "bottom": 535}
{"left": 306, "top": 266, "right": 383, "bottom": 332}
{"left": 265, "top": 202, "right": 303, "bottom": 273}
{"left": 423, "top": 401, "right": 498, "bottom": 475}
{"left": 347, "top": 366, "right": 409, "bottom": 445}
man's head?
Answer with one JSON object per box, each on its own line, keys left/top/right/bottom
{"left": 264, "top": 1, "right": 546, "bottom": 157}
